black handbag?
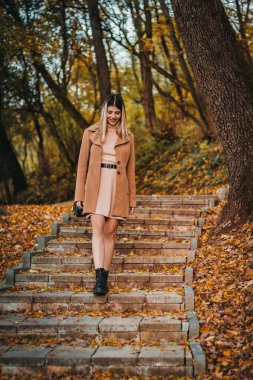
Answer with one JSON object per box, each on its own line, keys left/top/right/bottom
{"left": 73, "top": 136, "right": 92, "bottom": 217}
{"left": 73, "top": 201, "right": 84, "bottom": 217}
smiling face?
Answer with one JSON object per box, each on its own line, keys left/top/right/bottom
{"left": 107, "top": 105, "right": 121, "bottom": 127}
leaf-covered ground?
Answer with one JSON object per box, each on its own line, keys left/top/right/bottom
{"left": 136, "top": 123, "right": 228, "bottom": 196}
{"left": 194, "top": 201, "right": 253, "bottom": 379}
{"left": 0, "top": 201, "right": 252, "bottom": 379}
{"left": 0, "top": 203, "right": 70, "bottom": 281}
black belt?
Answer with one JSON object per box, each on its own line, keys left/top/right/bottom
{"left": 101, "top": 163, "right": 117, "bottom": 169}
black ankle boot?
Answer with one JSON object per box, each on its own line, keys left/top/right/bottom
{"left": 93, "top": 268, "right": 107, "bottom": 296}
{"left": 104, "top": 269, "right": 109, "bottom": 293}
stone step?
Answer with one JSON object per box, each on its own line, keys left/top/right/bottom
{"left": 135, "top": 199, "right": 210, "bottom": 207}
{"left": 58, "top": 225, "right": 197, "bottom": 239}
{"left": 70, "top": 207, "right": 200, "bottom": 218}
{"left": 30, "top": 254, "right": 194, "bottom": 272}
{"left": 45, "top": 239, "right": 195, "bottom": 256}
{"left": 137, "top": 207, "right": 200, "bottom": 214}
{"left": 136, "top": 194, "right": 217, "bottom": 202}
{"left": 13, "top": 267, "right": 193, "bottom": 289}
{"left": 0, "top": 287, "right": 194, "bottom": 313}
{"left": 0, "top": 341, "right": 206, "bottom": 377}
{"left": 67, "top": 215, "right": 199, "bottom": 228}
{"left": 0, "top": 311, "right": 199, "bottom": 342}
{"left": 70, "top": 213, "right": 197, "bottom": 221}
{"left": 0, "top": 193, "right": 211, "bottom": 378}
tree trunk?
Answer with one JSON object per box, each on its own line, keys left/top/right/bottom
{"left": 87, "top": 0, "right": 111, "bottom": 105}
{"left": 171, "top": 0, "right": 253, "bottom": 230}
{"left": 59, "top": 0, "right": 69, "bottom": 94}
{"left": 33, "top": 117, "right": 50, "bottom": 176}
{"left": 160, "top": 33, "right": 184, "bottom": 105}
{"left": 127, "top": 0, "right": 160, "bottom": 135}
{"left": 0, "top": 54, "right": 27, "bottom": 197}
{"left": 106, "top": 37, "right": 122, "bottom": 95}
{"left": 159, "top": 0, "right": 217, "bottom": 139}
{"left": 141, "top": 0, "right": 158, "bottom": 134}
{"left": 0, "top": 113, "right": 27, "bottom": 197}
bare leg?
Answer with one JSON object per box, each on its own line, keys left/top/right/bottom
{"left": 103, "top": 217, "right": 119, "bottom": 270}
{"left": 90, "top": 214, "right": 106, "bottom": 269}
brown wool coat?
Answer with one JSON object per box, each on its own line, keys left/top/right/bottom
{"left": 74, "top": 121, "right": 136, "bottom": 218}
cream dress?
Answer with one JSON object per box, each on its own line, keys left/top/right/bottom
{"left": 85, "top": 125, "right": 126, "bottom": 221}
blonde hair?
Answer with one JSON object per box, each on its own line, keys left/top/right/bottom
{"left": 98, "top": 94, "right": 130, "bottom": 143}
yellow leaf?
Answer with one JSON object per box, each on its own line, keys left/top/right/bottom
{"left": 211, "top": 295, "right": 222, "bottom": 302}
{"left": 223, "top": 350, "right": 231, "bottom": 358}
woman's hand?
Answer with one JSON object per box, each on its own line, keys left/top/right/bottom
{"left": 76, "top": 201, "right": 84, "bottom": 209}
{"left": 129, "top": 207, "right": 135, "bottom": 214}
{"left": 73, "top": 201, "right": 84, "bottom": 217}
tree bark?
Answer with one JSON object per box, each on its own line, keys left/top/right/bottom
{"left": 87, "top": 0, "right": 111, "bottom": 105}
{"left": 171, "top": 0, "right": 253, "bottom": 230}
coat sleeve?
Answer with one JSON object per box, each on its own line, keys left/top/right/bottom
{"left": 74, "top": 129, "right": 90, "bottom": 202}
{"left": 126, "top": 133, "right": 137, "bottom": 207}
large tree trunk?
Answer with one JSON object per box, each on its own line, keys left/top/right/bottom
{"left": 87, "top": 0, "right": 111, "bottom": 105}
{"left": 171, "top": 0, "right": 253, "bottom": 230}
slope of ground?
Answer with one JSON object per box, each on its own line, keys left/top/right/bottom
{"left": 136, "top": 123, "right": 228, "bottom": 195}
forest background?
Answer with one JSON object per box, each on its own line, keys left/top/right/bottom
{"left": 0, "top": 0, "right": 252, "bottom": 230}
{"left": 0, "top": 2, "right": 252, "bottom": 377}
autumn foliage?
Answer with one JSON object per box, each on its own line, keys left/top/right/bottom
{"left": 1, "top": 200, "right": 252, "bottom": 379}
{"left": 194, "top": 202, "right": 253, "bottom": 379}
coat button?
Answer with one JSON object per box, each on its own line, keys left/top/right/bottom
{"left": 117, "top": 171, "right": 120, "bottom": 175}
{"left": 117, "top": 160, "right": 120, "bottom": 164}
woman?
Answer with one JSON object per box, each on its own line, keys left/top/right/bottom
{"left": 73, "top": 94, "right": 136, "bottom": 296}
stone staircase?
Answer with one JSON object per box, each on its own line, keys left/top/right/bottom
{"left": 0, "top": 194, "right": 218, "bottom": 378}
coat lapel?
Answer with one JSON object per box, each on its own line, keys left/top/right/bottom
{"left": 88, "top": 122, "right": 130, "bottom": 147}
